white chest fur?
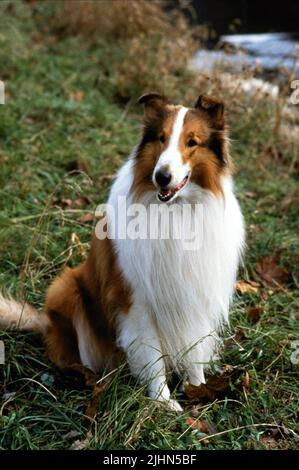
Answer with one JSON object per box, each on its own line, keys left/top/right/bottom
{"left": 108, "top": 158, "right": 245, "bottom": 375}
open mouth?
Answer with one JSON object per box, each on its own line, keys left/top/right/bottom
{"left": 157, "top": 174, "right": 190, "bottom": 202}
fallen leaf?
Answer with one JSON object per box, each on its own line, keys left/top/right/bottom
{"left": 186, "top": 417, "right": 207, "bottom": 433}
{"left": 256, "top": 254, "right": 290, "bottom": 288}
{"left": 247, "top": 306, "right": 263, "bottom": 322}
{"left": 186, "top": 418, "right": 217, "bottom": 435}
{"left": 79, "top": 213, "right": 95, "bottom": 223}
{"left": 236, "top": 280, "right": 260, "bottom": 294}
{"left": 185, "top": 418, "right": 218, "bottom": 445}
{"left": 68, "top": 90, "right": 84, "bottom": 102}
{"left": 185, "top": 419, "right": 208, "bottom": 443}
{"left": 85, "top": 381, "right": 110, "bottom": 420}
{"left": 185, "top": 366, "right": 248, "bottom": 403}
{"left": 63, "top": 363, "right": 97, "bottom": 388}
{"left": 185, "top": 383, "right": 215, "bottom": 402}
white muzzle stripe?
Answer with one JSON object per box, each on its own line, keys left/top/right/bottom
{"left": 153, "top": 107, "right": 190, "bottom": 189}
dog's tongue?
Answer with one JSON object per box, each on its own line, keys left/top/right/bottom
{"left": 160, "top": 176, "right": 188, "bottom": 196}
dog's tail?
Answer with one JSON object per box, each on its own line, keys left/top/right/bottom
{"left": 0, "top": 294, "right": 49, "bottom": 335}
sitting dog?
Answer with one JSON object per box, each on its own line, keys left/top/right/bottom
{"left": 0, "top": 93, "right": 245, "bottom": 411}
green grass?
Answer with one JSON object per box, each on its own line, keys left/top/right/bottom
{"left": 0, "top": 2, "right": 299, "bottom": 450}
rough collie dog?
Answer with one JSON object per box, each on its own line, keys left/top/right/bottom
{"left": 0, "top": 93, "right": 245, "bottom": 411}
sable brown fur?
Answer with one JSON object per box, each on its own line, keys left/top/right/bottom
{"left": 45, "top": 234, "right": 131, "bottom": 371}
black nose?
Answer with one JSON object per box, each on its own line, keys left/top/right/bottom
{"left": 155, "top": 167, "right": 172, "bottom": 188}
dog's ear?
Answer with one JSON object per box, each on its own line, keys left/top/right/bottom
{"left": 138, "top": 92, "right": 168, "bottom": 106}
{"left": 138, "top": 93, "right": 168, "bottom": 118}
{"left": 194, "top": 95, "right": 224, "bottom": 129}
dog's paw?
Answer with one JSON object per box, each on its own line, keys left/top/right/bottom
{"left": 162, "top": 398, "right": 183, "bottom": 413}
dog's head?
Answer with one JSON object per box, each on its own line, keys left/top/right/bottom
{"left": 133, "top": 93, "right": 231, "bottom": 202}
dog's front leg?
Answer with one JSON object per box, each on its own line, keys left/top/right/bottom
{"left": 117, "top": 304, "right": 182, "bottom": 412}
{"left": 183, "top": 343, "right": 206, "bottom": 387}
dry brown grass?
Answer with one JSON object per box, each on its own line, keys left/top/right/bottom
{"left": 45, "top": 0, "right": 199, "bottom": 101}
{"left": 51, "top": 0, "right": 189, "bottom": 40}
{"left": 46, "top": 0, "right": 283, "bottom": 108}
{"left": 33, "top": 0, "right": 299, "bottom": 156}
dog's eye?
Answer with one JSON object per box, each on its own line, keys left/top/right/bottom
{"left": 186, "top": 138, "right": 197, "bottom": 148}
{"left": 159, "top": 134, "right": 166, "bottom": 144}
